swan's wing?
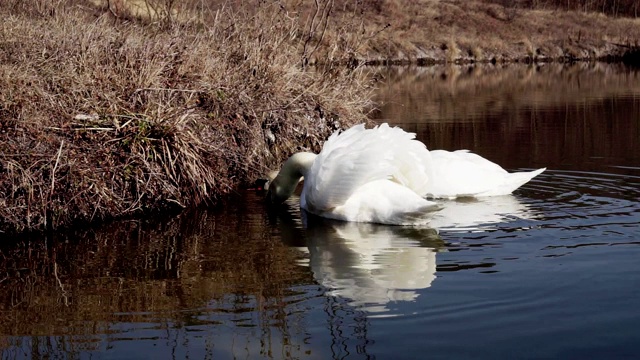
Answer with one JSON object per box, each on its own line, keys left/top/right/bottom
{"left": 428, "top": 150, "right": 545, "bottom": 198}
{"left": 331, "top": 180, "right": 441, "bottom": 225}
{"left": 304, "top": 123, "right": 432, "bottom": 211}
{"left": 427, "top": 150, "right": 509, "bottom": 198}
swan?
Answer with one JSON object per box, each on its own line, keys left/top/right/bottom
{"left": 267, "top": 123, "right": 545, "bottom": 225}
{"left": 268, "top": 123, "right": 441, "bottom": 225}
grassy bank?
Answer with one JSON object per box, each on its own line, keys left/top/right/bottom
{"left": 0, "top": 0, "right": 372, "bottom": 234}
{"left": 2, "top": 0, "right": 639, "bottom": 234}
{"left": 87, "top": 1, "right": 640, "bottom": 65}
{"left": 319, "top": 0, "right": 640, "bottom": 65}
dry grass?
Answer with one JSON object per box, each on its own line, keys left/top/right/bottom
{"left": 2, "top": 0, "right": 639, "bottom": 233}
{"left": 486, "top": 0, "right": 640, "bottom": 18}
{"left": 0, "top": 0, "right": 373, "bottom": 233}
{"left": 316, "top": 0, "right": 640, "bottom": 64}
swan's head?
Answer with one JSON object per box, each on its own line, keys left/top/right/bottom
{"left": 265, "top": 152, "right": 316, "bottom": 205}
{"left": 267, "top": 175, "right": 292, "bottom": 205}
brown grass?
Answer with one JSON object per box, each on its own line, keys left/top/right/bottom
{"left": 94, "top": 0, "right": 640, "bottom": 64}
{"left": 486, "top": 0, "right": 640, "bottom": 18}
{"left": 0, "top": 0, "right": 373, "bottom": 233}
{"left": 2, "top": 0, "right": 639, "bottom": 233}
{"left": 313, "top": 0, "right": 640, "bottom": 64}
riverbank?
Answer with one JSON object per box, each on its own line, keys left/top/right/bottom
{"left": 2, "top": 0, "right": 639, "bottom": 234}
{"left": 94, "top": 1, "right": 640, "bottom": 66}
{"left": 310, "top": 0, "right": 640, "bottom": 65}
{"left": 0, "top": 1, "right": 372, "bottom": 234}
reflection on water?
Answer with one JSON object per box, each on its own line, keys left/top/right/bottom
{"left": 2, "top": 63, "right": 640, "bottom": 359}
{"left": 287, "top": 194, "right": 541, "bottom": 314}
{"left": 0, "top": 197, "right": 317, "bottom": 358}
{"left": 373, "top": 62, "right": 640, "bottom": 174}
{"left": 429, "top": 195, "right": 541, "bottom": 231}
{"left": 301, "top": 215, "right": 443, "bottom": 314}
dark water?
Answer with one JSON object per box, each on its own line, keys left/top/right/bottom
{"left": 2, "top": 63, "right": 640, "bottom": 359}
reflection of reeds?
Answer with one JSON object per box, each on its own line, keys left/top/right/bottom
{"left": 375, "top": 63, "right": 640, "bottom": 122}
{"left": 373, "top": 64, "right": 640, "bottom": 173}
{"left": 0, "top": 193, "right": 313, "bottom": 357}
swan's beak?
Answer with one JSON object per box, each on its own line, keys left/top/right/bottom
{"left": 250, "top": 178, "right": 270, "bottom": 191}
{"left": 250, "top": 170, "right": 278, "bottom": 191}
{"left": 266, "top": 186, "right": 286, "bottom": 205}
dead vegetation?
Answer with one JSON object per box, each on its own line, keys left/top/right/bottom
{"left": 0, "top": 0, "right": 373, "bottom": 233}
{"left": 1, "top": 0, "right": 639, "bottom": 234}
{"left": 313, "top": 0, "right": 640, "bottom": 64}
{"left": 485, "top": 0, "right": 640, "bottom": 18}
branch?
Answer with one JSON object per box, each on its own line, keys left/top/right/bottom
{"left": 50, "top": 140, "right": 64, "bottom": 197}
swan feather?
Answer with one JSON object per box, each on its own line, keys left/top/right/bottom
{"left": 426, "top": 149, "right": 545, "bottom": 198}
{"left": 304, "top": 123, "right": 434, "bottom": 212}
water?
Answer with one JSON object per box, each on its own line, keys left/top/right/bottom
{"left": 1, "top": 63, "right": 639, "bottom": 359}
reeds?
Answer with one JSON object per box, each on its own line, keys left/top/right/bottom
{"left": 0, "top": 0, "right": 373, "bottom": 233}
{"left": 313, "top": 0, "right": 640, "bottom": 64}
{"left": 488, "top": 0, "right": 640, "bottom": 18}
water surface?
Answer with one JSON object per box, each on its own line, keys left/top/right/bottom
{"left": 1, "top": 63, "right": 639, "bottom": 359}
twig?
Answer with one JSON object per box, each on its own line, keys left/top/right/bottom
{"left": 306, "top": 0, "right": 334, "bottom": 63}
{"left": 133, "top": 87, "right": 202, "bottom": 93}
{"left": 51, "top": 140, "right": 64, "bottom": 197}
{"left": 71, "top": 127, "right": 115, "bottom": 131}
{"left": 54, "top": 262, "right": 69, "bottom": 307}
{"left": 107, "top": 0, "right": 119, "bottom": 18}
{"left": 302, "top": 0, "right": 334, "bottom": 66}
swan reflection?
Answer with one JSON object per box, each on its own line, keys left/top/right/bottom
{"left": 281, "top": 194, "right": 539, "bottom": 314}
{"left": 301, "top": 215, "right": 443, "bottom": 313}
{"left": 429, "top": 194, "right": 540, "bottom": 231}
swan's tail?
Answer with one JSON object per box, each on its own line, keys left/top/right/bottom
{"left": 491, "top": 167, "right": 546, "bottom": 196}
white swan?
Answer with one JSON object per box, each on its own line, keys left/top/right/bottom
{"left": 267, "top": 123, "right": 545, "bottom": 225}
{"left": 268, "top": 123, "right": 440, "bottom": 225}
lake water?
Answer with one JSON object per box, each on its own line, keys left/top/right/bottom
{"left": 1, "top": 63, "right": 639, "bottom": 359}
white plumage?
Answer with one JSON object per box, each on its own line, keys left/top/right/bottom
{"left": 427, "top": 150, "right": 546, "bottom": 198}
{"left": 267, "top": 123, "right": 545, "bottom": 225}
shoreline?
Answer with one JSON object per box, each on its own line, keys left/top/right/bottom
{"left": 305, "top": 1, "right": 640, "bottom": 67}
{"left": 350, "top": 39, "right": 640, "bottom": 67}
{"left": 1, "top": 0, "right": 639, "bottom": 235}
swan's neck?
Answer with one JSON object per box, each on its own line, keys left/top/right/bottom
{"left": 269, "top": 152, "right": 316, "bottom": 204}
